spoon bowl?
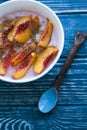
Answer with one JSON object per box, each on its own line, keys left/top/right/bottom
{"left": 38, "top": 88, "right": 58, "bottom": 113}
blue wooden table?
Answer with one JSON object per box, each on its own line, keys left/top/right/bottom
{"left": 0, "top": 0, "right": 87, "bottom": 129}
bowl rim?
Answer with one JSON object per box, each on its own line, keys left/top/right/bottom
{"left": 0, "top": 0, "right": 64, "bottom": 83}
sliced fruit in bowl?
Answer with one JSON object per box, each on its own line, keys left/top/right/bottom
{"left": 0, "top": 0, "right": 64, "bottom": 83}
{"left": 38, "top": 19, "right": 53, "bottom": 48}
{"left": 0, "top": 49, "right": 16, "bottom": 75}
{"left": 11, "top": 42, "right": 36, "bottom": 66}
{"left": 7, "top": 16, "right": 32, "bottom": 43}
{"left": 34, "top": 46, "right": 58, "bottom": 74}
{"left": 12, "top": 52, "right": 37, "bottom": 79}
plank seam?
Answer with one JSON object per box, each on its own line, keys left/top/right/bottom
{"left": 55, "top": 10, "right": 87, "bottom": 14}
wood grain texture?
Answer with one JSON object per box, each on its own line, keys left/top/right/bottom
{"left": 0, "top": 0, "right": 87, "bottom": 130}
{"left": 38, "top": 0, "right": 87, "bottom": 12}
{"left": 0, "top": 106, "right": 87, "bottom": 130}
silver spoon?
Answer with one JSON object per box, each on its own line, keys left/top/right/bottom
{"left": 38, "top": 31, "right": 87, "bottom": 113}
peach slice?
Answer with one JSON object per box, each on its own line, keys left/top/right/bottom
{"left": 0, "top": 49, "right": 16, "bottom": 75}
{"left": 38, "top": 19, "right": 53, "bottom": 48}
{"left": 14, "top": 16, "right": 40, "bottom": 43}
{"left": 0, "top": 19, "right": 15, "bottom": 47}
{"left": 7, "top": 16, "right": 32, "bottom": 43}
{"left": 12, "top": 52, "right": 37, "bottom": 79}
{"left": 34, "top": 46, "right": 58, "bottom": 74}
{"left": 11, "top": 42, "right": 36, "bottom": 66}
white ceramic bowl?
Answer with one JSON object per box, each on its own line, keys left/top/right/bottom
{"left": 0, "top": 0, "right": 64, "bottom": 83}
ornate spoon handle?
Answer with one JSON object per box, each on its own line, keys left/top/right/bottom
{"left": 52, "top": 31, "right": 87, "bottom": 90}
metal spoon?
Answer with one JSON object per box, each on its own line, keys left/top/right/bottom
{"left": 38, "top": 31, "right": 87, "bottom": 113}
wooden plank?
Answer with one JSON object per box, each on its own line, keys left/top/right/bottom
{"left": 58, "top": 13, "right": 87, "bottom": 57}
{"left": 38, "top": 0, "right": 87, "bottom": 12}
{"left": 0, "top": 106, "right": 87, "bottom": 129}
{"left": 1, "top": 0, "right": 87, "bottom": 13}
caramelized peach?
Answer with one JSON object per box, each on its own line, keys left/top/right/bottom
{"left": 0, "top": 49, "right": 16, "bottom": 75}
{"left": 29, "top": 16, "right": 39, "bottom": 34}
{"left": 38, "top": 19, "right": 53, "bottom": 48}
{"left": 12, "top": 52, "right": 37, "bottom": 79}
{"left": 0, "top": 18, "right": 15, "bottom": 33}
{"left": 0, "top": 19, "right": 15, "bottom": 47}
{"left": 0, "top": 32, "right": 4, "bottom": 46}
{"left": 11, "top": 42, "right": 36, "bottom": 66}
{"left": 0, "top": 32, "right": 12, "bottom": 48}
{"left": 0, "top": 24, "right": 3, "bottom": 31}
{"left": 34, "top": 46, "right": 58, "bottom": 73}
